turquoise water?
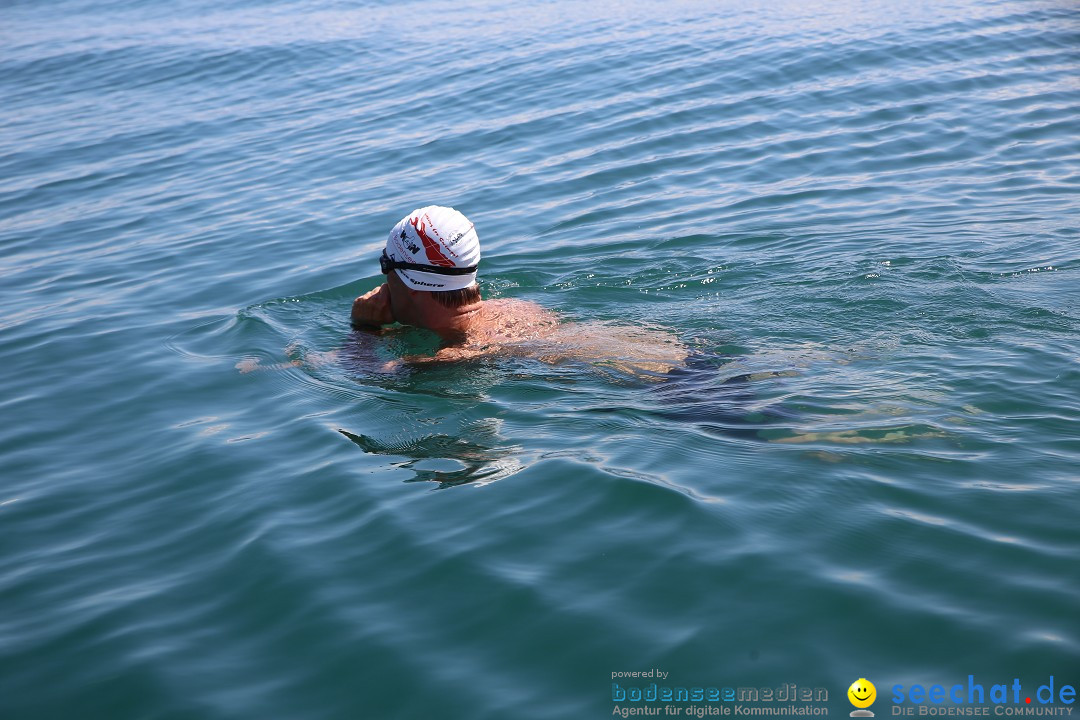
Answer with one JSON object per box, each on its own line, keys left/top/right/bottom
{"left": 2, "top": 0, "right": 1079, "bottom": 717}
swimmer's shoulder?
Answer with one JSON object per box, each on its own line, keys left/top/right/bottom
{"left": 460, "top": 297, "right": 559, "bottom": 346}
{"left": 478, "top": 298, "right": 559, "bottom": 326}
{"left": 480, "top": 297, "right": 549, "bottom": 312}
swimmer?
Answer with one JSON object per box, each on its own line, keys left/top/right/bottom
{"left": 351, "top": 206, "right": 688, "bottom": 374}
{"left": 351, "top": 205, "right": 555, "bottom": 347}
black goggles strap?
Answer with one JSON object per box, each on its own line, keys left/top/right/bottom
{"left": 381, "top": 250, "right": 477, "bottom": 276}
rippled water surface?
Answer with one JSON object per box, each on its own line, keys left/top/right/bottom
{"left": 2, "top": 0, "right": 1079, "bottom": 717}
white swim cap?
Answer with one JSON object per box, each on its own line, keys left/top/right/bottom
{"left": 383, "top": 206, "right": 481, "bottom": 291}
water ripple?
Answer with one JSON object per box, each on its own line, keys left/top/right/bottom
{"left": 3, "top": 0, "right": 1080, "bottom": 717}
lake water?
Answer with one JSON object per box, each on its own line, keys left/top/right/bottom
{"left": 2, "top": 0, "right": 1079, "bottom": 717}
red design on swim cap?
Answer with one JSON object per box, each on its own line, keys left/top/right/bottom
{"left": 410, "top": 216, "right": 455, "bottom": 267}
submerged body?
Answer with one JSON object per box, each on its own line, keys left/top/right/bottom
{"left": 356, "top": 285, "right": 688, "bottom": 376}
{"left": 406, "top": 297, "right": 688, "bottom": 375}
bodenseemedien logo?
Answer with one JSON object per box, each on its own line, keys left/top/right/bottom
{"left": 849, "top": 679, "right": 877, "bottom": 717}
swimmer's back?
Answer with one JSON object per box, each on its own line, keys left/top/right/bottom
{"left": 442, "top": 299, "right": 687, "bottom": 375}
{"left": 467, "top": 298, "right": 560, "bottom": 344}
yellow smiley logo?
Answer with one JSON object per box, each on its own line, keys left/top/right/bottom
{"left": 848, "top": 678, "right": 877, "bottom": 709}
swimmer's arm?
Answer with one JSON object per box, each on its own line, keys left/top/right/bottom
{"left": 236, "top": 345, "right": 339, "bottom": 373}
{"left": 389, "top": 345, "right": 495, "bottom": 369}
{"left": 350, "top": 283, "right": 395, "bottom": 329}
{"left": 431, "top": 346, "right": 493, "bottom": 361}
{"left": 235, "top": 358, "right": 301, "bottom": 373}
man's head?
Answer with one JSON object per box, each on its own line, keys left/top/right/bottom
{"left": 381, "top": 206, "right": 482, "bottom": 330}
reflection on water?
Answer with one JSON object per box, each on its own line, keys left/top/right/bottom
{"left": 5, "top": 0, "right": 1079, "bottom": 715}
{"left": 339, "top": 419, "right": 523, "bottom": 489}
